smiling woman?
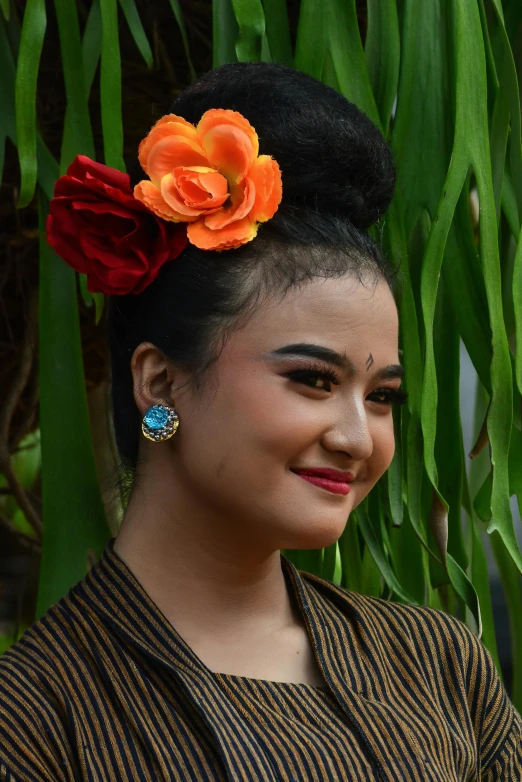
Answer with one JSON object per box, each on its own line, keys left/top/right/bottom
{"left": 1, "top": 62, "right": 521, "bottom": 781}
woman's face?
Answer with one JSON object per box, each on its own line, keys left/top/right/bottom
{"left": 159, "top": 274, "right": 402, "bottom": 552}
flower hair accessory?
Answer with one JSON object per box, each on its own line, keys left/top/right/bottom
{"left": 46, "top": 109, "right": 282, "bottom": 296}
{"left": 134, "top": 109, "right": 282, "bottom": 251}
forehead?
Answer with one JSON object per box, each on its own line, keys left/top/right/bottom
{"left": 231, "top": 275, "right": 399, "bottom": 360}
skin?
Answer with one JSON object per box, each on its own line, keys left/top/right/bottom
{"left": 113, "top": 273, "right": 402, "bottom": 685}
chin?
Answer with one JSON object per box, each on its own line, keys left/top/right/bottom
{"left": 283, "top": 514, "right": 349, "bottom": 551}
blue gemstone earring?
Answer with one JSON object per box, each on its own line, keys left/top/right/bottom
{"left": 142, "top": 403, "right": 179, "bottom": 442}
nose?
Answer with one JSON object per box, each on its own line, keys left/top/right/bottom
{"left": 321, "top": 398, "right": 374, "bottom": 461}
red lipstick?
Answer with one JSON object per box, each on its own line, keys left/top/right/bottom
{"left": 290, "top": 467, "right": 354, "bottom": 496}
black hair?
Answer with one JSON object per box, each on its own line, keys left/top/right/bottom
{"left": 109, "top": 62, "right": 398, "bottom": 472}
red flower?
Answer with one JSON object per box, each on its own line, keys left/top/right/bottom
{"left": 46, "top": 156, "right": 188, "bottom": 295}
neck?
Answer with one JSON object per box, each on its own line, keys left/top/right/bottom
{"left": 113, "top": 464, "right": 297, "bottom": 648}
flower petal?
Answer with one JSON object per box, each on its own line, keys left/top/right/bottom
{"left": 173, "top": 167, "right": 229, "bottom": 209}
{"left": 197, "top": 109, "right": 259, "bottom": 158}
{"left": 204, "top": 179, "right": 255, "bottom": 230}
{"left": 188, "top": 216, "right": 258, "bottom": 251}
{"left": 201, "top": 125, "right": 256, "bottom": 184}
{"left": 67, "top": 155, "right": 131, "bottom": 192}
{"left": 138, "top": 115, "right": 199, "bottom": 174}
{"left": 160, "top": 174, "right": 204, "bottom": 219}
{"left": 248, "top": 156, "right": 283, "bottom": 223}
{"left": 134, "top": 180, "right": 187, "bottom": 222}
{"left": 145, "top": 136, "right": 209, "bottom": 185}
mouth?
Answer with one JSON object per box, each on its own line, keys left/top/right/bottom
{"left": 290, "top": 467, "right": 354, "bottom": 496}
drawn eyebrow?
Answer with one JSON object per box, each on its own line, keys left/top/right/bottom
{"left": 266, "top": 343, "right": 354, "bottom": 371}
{"left": 265, "top": 343, "right": 404, "bottom": 381}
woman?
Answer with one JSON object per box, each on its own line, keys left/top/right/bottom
{"left": 1, "top": 62, "right": 520, "bottom": 781}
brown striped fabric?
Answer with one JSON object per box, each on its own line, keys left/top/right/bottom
{"left": 0, "top": 536, "right": 520, "bottom": 781}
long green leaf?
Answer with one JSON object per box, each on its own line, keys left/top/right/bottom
{"left": 99, "top": 0, "right": 124, "bottom": 170}
{"left": 391, "top": 0, "right": 452, "bottom": 237}
{"left": 295, "top": 0, "right": 380, "bottom": 127}
{"left": 53, "top": 0, "right": 95, "bottom": 171}
{"left": 457, "top": 0, "right": 521, "bottom": 570}
{"left": 469, "top": 517, "right": 501, "bottom": 671}
{"left": 230, "top": 0, "right": 265, "bottom": 61}
{"left": 14, "top": 0, "right": 46, "bottom": 207}
{"left": 60, "top": 0, "right": 100, "bottom": 168}
{"left": 490, "top": 531, "right": 522, "bottom": 712}
{"left": 433, "top": 276, "right": 468, "bottom": 570}
{"left": 339, "top": 516, "right": 363, "bottom": 593}
{"left": 514, "top": 228, "right": 522, "bottom": 395}
{"left": 119, "top": 0, "right": 153, "bottom": 69}
{"left": 37, "top": 191, "right": 110, "bottom": 616}
{"left": 355, "top": 506, "right": 418, "bottom": 604}
{"left": 212, "top": 0, "right": 238, "bottom": 67}
{"left": 364, "top": 0, "right": 400, "bottom": 133}
{"left": 262, "top": 0, "right": 292, "bottom": 66}
{"left": 167, "top": 0, "right": 196, "bottom": 81}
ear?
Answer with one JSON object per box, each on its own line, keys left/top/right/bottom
{"left": 131, "top": 342, "right": 178, "bottom": 416}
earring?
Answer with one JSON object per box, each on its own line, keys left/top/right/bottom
{"left": 142, "top": 403, "right": 179, "bottom": 442}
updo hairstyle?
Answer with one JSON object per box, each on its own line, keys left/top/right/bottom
{"left": 109, "top": 62, "right": 398, "bottom": 473}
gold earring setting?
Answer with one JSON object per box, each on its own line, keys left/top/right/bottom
{"left": 142, "top": 404, "right": 179, "bottom": 442}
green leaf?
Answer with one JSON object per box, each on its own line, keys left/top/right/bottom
{"left": 14, "top": 0, "right": 47, "bottom": 207}
{"left": 60, "top": 0, "right": 101, "bottom": 167}
{"left": 212, "top": 0, "right": 238, "bottom": 67}
{"left": 99, "top": 0, "right": 124, "bottom": 170}
{"left": 442, "top": 185, "right": 492, "bottom": 395}
{"left": 455, "top": 0, "right": 521, "bottom": 570}
{"left": 391, "top": 0, "right": 453, "bottom": 237}
{"left": 262, "top": 0, "right": 292, "bottom": 66}
{"left": 119, "top": 0, "right": 153, "bottom": 69}
{"left": 489, "top": 530, "right": 522, "bottom": 712}
{"left": 53, "top": 0, "right": 95, "bottom": 171}
{"left": 0, "top": 0, "right": 10, "bottom": 21}
{"left": 469, "top": 517, "right": 501, "bottom": 673}
{"left": 230, "top": 0, "right": 265, "bottom": 61}
{"left": 433, "top": 275, "right": 468, "bottom": 570}
{"left": 355, "top": 505, "right": 418, "bottom": 604}
{"left": 295, "top": 0, "right": 380, "bottom": 127}
{"left": 1, "top": 9, "right": 56, "bottom": 193}
{"left": 339, "top": 516, "right": 363, "bottom": 593}
{"left": 37, "top": 191, "right": 110, "bottom": 617}
{"left": 167, "top": 0, "right": 196, "bottom": 81}
{"left": 513, "top": 228, "right": 522, "bottom": 396}
{"left": 365, "top": 0, "right": 400, "bottom": 133}
{"left": 321, "top": 541, "right": 339, "bottom": 584}
{"left": 390, "top": 511, "right": 426, "bottom": 605}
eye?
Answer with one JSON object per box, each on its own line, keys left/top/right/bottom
{"left": 285, "top": 366, "right": 340, "bottom": 392}
{"left": 368, "top": 387, "right": 409, "bottom": 406}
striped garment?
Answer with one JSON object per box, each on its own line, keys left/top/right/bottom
{"left": 0, "top": 537, "right": 520, "bottom": 781}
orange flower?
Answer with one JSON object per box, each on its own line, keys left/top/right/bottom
{"left": 134, "top": 109, "right": 282, "bottom": 251}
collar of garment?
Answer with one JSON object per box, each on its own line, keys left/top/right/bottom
{"left": 70, "top": 537, "right": 392, "bottom": 780}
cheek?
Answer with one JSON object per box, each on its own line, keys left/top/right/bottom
{"left": 182, "top": 375, "right": 318, "bottom": 476}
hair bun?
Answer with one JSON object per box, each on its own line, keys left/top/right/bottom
{"left": 170, "top": 62, "right": 395, "bottom": 232}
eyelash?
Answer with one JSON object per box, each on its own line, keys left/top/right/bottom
{"left": 285, "top": 363, "right": 409, "bottom": 406}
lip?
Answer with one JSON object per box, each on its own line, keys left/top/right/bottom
{"left": 290, "top": 467, "right": 354, "bottom": 496}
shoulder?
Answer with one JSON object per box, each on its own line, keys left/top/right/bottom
{"left": 303, "top": 569, "right": 479, "bottom": 673}
{"left": 304, "top": 572, "right": 522, "bottom": 776}
{"left": 0, "top": 606, "right": 80, "bottom": 780}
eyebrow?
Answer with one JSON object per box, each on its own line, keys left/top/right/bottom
{"left": 264, "top": 343, "right": 405, "bottom": 381}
